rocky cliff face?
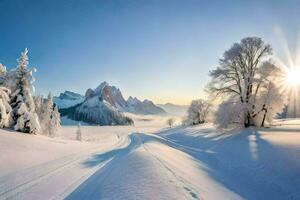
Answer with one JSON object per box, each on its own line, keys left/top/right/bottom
{"left": 55, "top": 81, "right": 167, "bottom": 125}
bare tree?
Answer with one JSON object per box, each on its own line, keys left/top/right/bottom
{"left": 208, "top": 37, "right": 283, "bottom": 127}
{"left": 167, "top": 118, "right": 174, "bottom": 128}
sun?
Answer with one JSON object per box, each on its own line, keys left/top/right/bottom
{"left": 286, "top": 68, "right": 300, "bottom": 86}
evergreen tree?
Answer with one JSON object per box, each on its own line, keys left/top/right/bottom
{"left": 0, "top": 64, "right": 12, "bottom": 128}
{"left": 35, "top": 93, "right": 60, "bottom": 137}
{"left": 0, "top": 87, "right": 12, "bottom": 128}
{"left": 10, "top": 48, "right": 40, "bottom": 134}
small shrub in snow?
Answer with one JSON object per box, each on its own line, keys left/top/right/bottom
{"left": 184, "top": 99, "right": 211, "bottom": 125}
{"left": 76, "top": 123, "right": 82, "bottom": 141}
{"left": 167, "top": 118, "right": 174, "bottom": 128}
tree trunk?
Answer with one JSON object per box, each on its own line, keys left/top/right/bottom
{"left": 244, "top": 112, "right": 251, "bottom": 127}
{"left": 261, "top": 108, "right": 267, "bottom": 127}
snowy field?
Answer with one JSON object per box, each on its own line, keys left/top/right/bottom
{"left": 0, "top": 117, "right": 300, "bottom": 200}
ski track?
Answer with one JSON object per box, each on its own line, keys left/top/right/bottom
{"left": 142, "top": 140, "right": 201, "bottom": 200}
{"left": 0, "top": 134, "right": 129, "bottom": 200}
{"left": 0, "top": 130, "right": 238, "bottom": 200}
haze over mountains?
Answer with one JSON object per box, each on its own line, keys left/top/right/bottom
{"left": 157, "top": 103, "right": 188, "bottom": 117}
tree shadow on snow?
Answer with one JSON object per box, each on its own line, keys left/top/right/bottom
{"left": 155, "top": 126, "right": 300, "bottom": 200}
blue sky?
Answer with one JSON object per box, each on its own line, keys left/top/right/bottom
{"left": 0, "top": 0, "right": 299, "bottom": 104}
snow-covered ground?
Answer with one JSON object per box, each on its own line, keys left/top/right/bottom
{"left": 0, "top": 117, "right": 300, "bottom": 200}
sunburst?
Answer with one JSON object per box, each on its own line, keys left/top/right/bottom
{"left": 273, "top": 27, "right": 300, "bottom": 117}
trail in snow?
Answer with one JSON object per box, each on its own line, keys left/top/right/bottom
{"left": 0, "top": 132, "right": 130, "bottom": 200}
{"left": 66, "top": 133, "right": 241, "bottom": 200}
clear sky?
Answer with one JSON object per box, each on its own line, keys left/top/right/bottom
{"left": 0, "top": 0, "right": 300, "bottom": 105}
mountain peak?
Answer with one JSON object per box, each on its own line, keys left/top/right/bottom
{"left": 58, "top": 91, "right": 83, "bottom": 100}
{"left": 94, "top": 81, "right": 109, "bottom": 94}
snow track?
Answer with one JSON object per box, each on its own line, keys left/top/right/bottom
{"left": 0, "top": 134, "right": 130, "bottom": 200}
{"left": 66, "top": 133, "right": 240, "bottom": 200}
{"left": 1, "top": 123, "right": 300, "bottom": 200}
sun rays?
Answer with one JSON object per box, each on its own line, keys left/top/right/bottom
{"left": 273, "top": 27, "right": 300, "bottom": 117}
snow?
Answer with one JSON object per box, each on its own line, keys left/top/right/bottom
{"left": 53, "top": 91, "right": 84, "bottom": 109}
{"left": 0, "top": 118, "right": 300, "bottom": 199}
{"left": 53, "top": 97, "right": 84, "bottom": 109}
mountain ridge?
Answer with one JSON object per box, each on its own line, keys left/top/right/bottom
{"left": 54, "top": 82, "right": 167, "bottom": 125}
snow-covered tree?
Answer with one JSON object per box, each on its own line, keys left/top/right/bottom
{"left": 185, "top": 99, "right": 211, "bottom": 125}
{"left": 10, "top": 48, "right": 40, "bottom": 134}
{"left": 253, "top": 82, "right": 285, "bottom": 127}
{"left": 0, "top": 87, "right": 12, "bottom": 128}
{"left": 35, "top": 93, "right": 60, "bottom": 137}
{"left": 208, "top": 37, "right": 285, "bottom": 128}
{"left": 46, "top": 93, "right": 60, "bottom": 137}
{"left": 167, "top": 118, "right": 174, "bottom": 128}
{"left": 0, "top": 64, "right": 12, "bottom": 128}
{"left": 214, "top": 99, "right": 246, "bottom": 129}
{"left": 0, "top": 63, "right": 6, "bottom": 75}
{"left": 76, "top": 123, "right": 82, "bottom": 141}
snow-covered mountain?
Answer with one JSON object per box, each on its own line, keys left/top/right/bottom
{"left": 53, "top": 91, "right": 84, "bottom": 109}
{"left": 157, "top": 103, "right": 189, "bottom": 117}
{"left": 58, "top": 82, "right": 166, "bottom": 125}
{"left": 56, "top": 82, "right": 166, "bottom": 115}
{"left": 127, "top": 96, "right": 166, "bottom": 115}
{"left": 89, "top": 81, "right": 128, "bottom": 111}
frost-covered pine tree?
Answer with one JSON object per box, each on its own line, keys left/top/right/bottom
{"left": 46, "top": 93, "right": 60, "bottom": 137}
{"left": 35, "top": 93, "right": 60, "bottom": 137}
{"left": 10, "top": 48, "right": 40, "bottom": 134}
{"left": 0, "top": 64, "right": 12, "bottom": 128}
{"left": 0, "top": 87, "right": 12, "bottom": 128}
{"left": 0, "top": 63, "right": 6, "bottom": 75}
{"left": 76, "top": 123, "right": 82, "bottom": 141}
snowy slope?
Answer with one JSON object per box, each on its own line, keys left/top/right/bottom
{"left": 1, "top": 119, "right": 300, "bottom": 199}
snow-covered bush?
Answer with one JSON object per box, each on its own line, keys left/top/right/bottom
{"left": 184, "top": 99, "right": 211, "bottom": 125}
{"left": 10, "top": 49, "right": 40, "bottom": 134}
{"left": 167, "top": 118, "right": 174, "bottom": 127}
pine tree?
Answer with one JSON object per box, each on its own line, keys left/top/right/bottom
{"left": 46, "top": 93, "right": 60, "bottom": 137}
{"left": 35, "top": 93, "right": 60, "bottom": 137}
{"left": 0, "top": 87, "right": 12, "bottom": 128}
{"left": 10, "top": 48, "right": 40, "bottom": 134}
{"left": 0, "top": 64, "right": 12, "bottom": 128}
